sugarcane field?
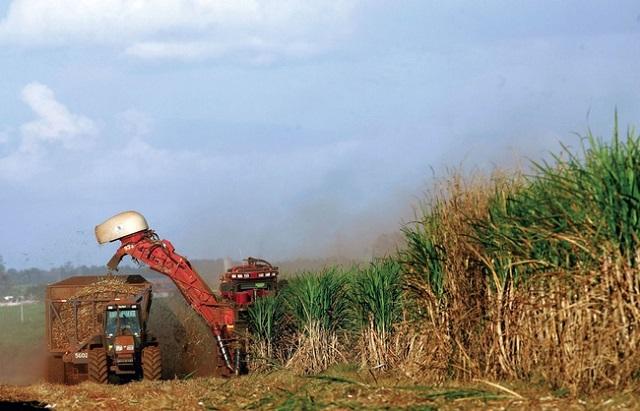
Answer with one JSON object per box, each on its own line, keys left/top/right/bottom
{"left": 1, "top": 2, "right": 640, "bottom": 410}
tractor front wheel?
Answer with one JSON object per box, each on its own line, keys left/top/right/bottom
{"left": 142, "top": 346, "right": 162, "bottom": 380}
{"left": 88, "top": 348, "right": 108, "bottom": 384}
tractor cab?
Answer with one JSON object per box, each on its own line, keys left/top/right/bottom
{"left": 103, "top": 298, "right": 143, "bottom": 374}
{"left": 220, "top": 257, "right": 279, "bottom": 309}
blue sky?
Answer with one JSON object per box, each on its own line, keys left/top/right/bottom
{"left": 0, "top": 1, "right": 639, "bottom": 269}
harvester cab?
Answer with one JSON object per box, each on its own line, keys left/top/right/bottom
{"left": 220, "top": 257, "right": 279, "bottom": 309}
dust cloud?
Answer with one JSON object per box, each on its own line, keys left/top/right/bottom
{"left": 148, "top": 294, "right": 221, "bottom": 378}
{"left": 0, "top": 304, "right": 47, "bottom": 385}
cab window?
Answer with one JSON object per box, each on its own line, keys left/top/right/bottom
{"left": 105, "top": 309, "right": 141, "bottom": 336}
{"left": 236, "top": 281, "right": 273, "bottom": 291}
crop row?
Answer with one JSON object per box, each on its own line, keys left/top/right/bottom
{"left": 247, "top": 116, "right": 640, "bottom": 394}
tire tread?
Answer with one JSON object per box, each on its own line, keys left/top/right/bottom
{"left": 142, "top": 346, "right": 162, "bottom": 380}
{"left": 88, "top": 348, "right": 108, "bottom": 384}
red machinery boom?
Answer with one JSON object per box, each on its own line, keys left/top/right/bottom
{"left": 105, "top": 229, "right": 237, "bottom": 372}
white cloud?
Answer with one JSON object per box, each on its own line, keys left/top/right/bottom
{"left": 20, "top": 82, "right": 98, "bottom": 150}
{"left": 0, "top": 84, "right": 212, "bottom": 184}
{"left": 0, "top": 82, "right": 98, "bottom": 180}
{"left": 125, "top": 41, "right": 226, "bottom": 60}
{"left": 0, "top": 0, "right": 358, "bottom": 60}
{"left": 124, "top": 37, "right": 318, "bottom": 61}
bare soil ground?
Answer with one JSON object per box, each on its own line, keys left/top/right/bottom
{"left": 0, "top": 370, "right": 638, "bottom": 410}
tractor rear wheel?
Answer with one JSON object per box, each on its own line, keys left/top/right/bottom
{"left": 142, "top": 346, "right": 161, "bottom": 380}
{"left": 88, "top": 348, "right": 108, "bottom": 384}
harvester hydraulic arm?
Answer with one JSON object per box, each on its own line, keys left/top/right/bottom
{"left": 105, "top": 229, "right": 237, "bottom": 372}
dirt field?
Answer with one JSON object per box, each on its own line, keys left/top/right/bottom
{"left": 0, "top": 369, "right": 638, "bottom": 410}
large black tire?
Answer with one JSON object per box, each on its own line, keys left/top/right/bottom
{"left": 142, "top": 346, "right": 162, "bottom": 381}
{"left": 88, "top": 348, "right": 108, "bottom": 384}
{"left": 46, "top": 355, "right": 65, "bottom": 384}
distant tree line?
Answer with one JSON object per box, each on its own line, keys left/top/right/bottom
{"left": 0, "top": 254, "right": 376, "bottom": 300}
{"left": 0, "top": 255, "right": 152, "bottom": 299}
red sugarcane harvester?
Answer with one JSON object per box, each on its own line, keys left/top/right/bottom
{"left": 95, "top": 211, "right": 278, "bottom": 376}
{"left": 220, "top": 257, "right": 279, "bottom": 308}
{"left": 219, "top": 257, "right": 280, "bottom": 346}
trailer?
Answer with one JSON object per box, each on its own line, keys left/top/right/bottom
{"left": 45, "top": 275, "right": 160, "bottom": 384}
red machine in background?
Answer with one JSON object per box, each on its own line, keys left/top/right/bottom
{"left": 220, "top": 257, "right": 279, "bottom": 308}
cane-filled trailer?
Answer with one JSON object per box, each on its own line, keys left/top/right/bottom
{"left": 45, "top": 275, "right": 161, "bottom": 384}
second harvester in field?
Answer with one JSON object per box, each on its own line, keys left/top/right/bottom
{"left": 219, "top": 257, "right": 279, "bottom": 348}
